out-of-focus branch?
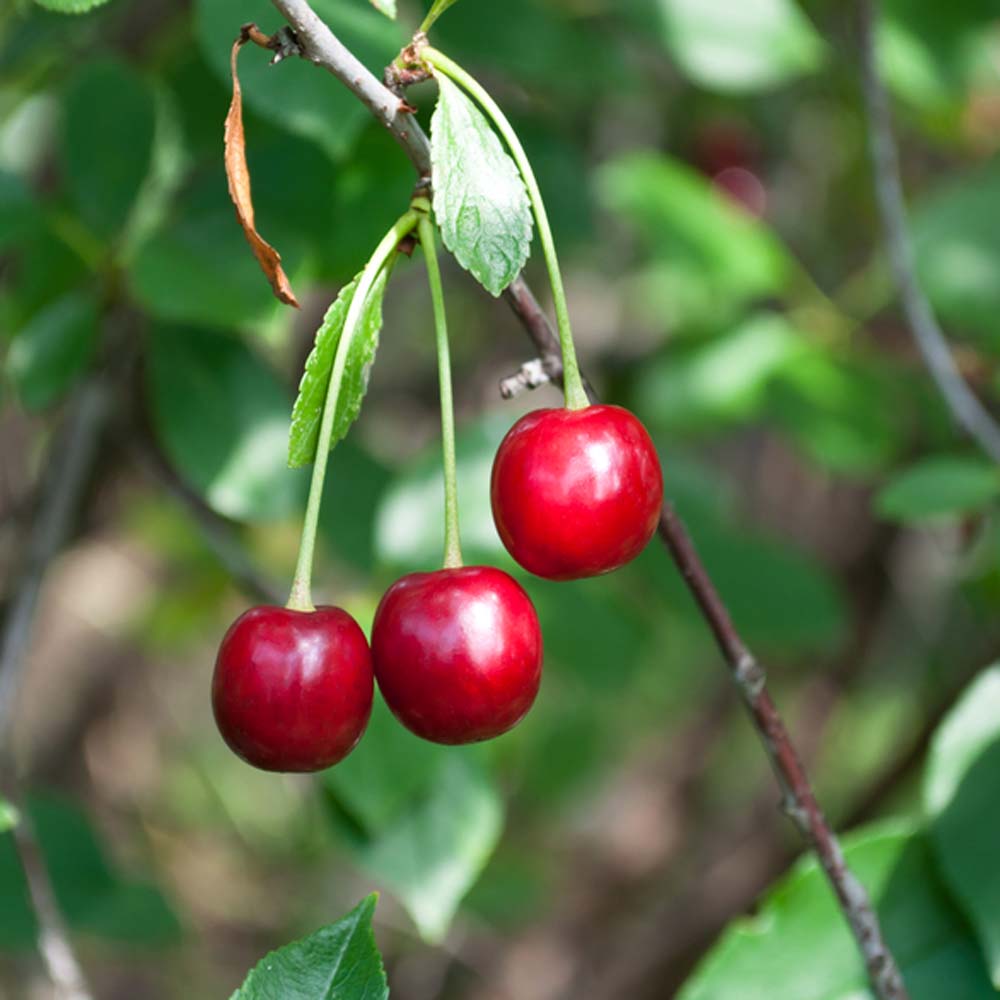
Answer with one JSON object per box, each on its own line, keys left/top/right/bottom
{"left": 131, "top": 439, "right": 284, "bottom": 606}
{"left": 0, "top": 379, "right": 110, "bottom": 1000}
{"left": 10, "top": 808, "right": 94, "bottom": 1000}
{"left": 0, "top": 380, "right": 111, "bottom": 759}
{"left": 260, "top": 5, "right": 908, "bottom": 996}
{"left": 858, "top": 0, "right": 1000, "bottom": 463}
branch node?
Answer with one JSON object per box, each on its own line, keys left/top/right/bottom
{"left": 500, "top": 358, "right": 551, "bottom": 399}
{"left": 734, "top": 651, "right": 766, "bottom": 700}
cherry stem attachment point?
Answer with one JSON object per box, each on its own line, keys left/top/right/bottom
{"left": 287, "top": 209, "right": 421, "bottom": 611}
{"left": 422, "top": 46, "right": 589, "bottom": 411}
{"left": 418, "top": 212, "right": 463, "bottom": 569}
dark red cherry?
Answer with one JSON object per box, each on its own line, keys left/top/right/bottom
{"left": 371, "top": 566, "right": 542, "bottom": 745}
{"left": 212, "top": 605, "right": 373, "bottom": 772}
{"left": 491, "top": 404, "right": 663, "bottom": 580}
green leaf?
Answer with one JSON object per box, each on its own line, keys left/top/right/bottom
{"left": 62, "top": 59, "right": 156, "bottom": 240}
{"left": 635, "top": 313, "right": 806, "bottom": 431}
{"left": 196, "top": 0, "right": 403, "bottom": 161}
{"left": 913, "top": 162, "right": 1000, "bottom": 344}
{"left": 679, "top": 824, "right": 995, "bottom": 1000}
{"left": 231, "top": 895, "right": 387, "bottom": 1000}
{"left": 147, "top": 325, "right": 304, "bottom": 522}
{"left": 325, "top": 700, "right": 503, "bottom": 943}
{"left": 0, "top": 800, "right": 19, "bottom": 835}
{"left": 430, "top": 73, "right": 532, "bottom": 296}
{"left": 31, "top": 0, "right": 113, "bottom": 12}
{"left": 596, "top": 153, "right": 790, "bottom": 317}
{"left": 875, "top": 456, "right": 1000, "bottom": 522}
{"left": 924, "top": 665, "right": 1000, "bottom": 988}
{"left": 0, "top": 169, "right": 41, "bottom": 252}
{"left": 5, "top": 293, "right": 100, "bottom": 410}
{"left": 0, "top": 794, "right": 179, "bottom": 949}
{"left": 368, "top": 0, "right": 395, "bottom": 17}
{"left": 288, "top": 268, "right": 389, "bottom": 468}
{"left": 652, "top": 0, "right": 825, "bottom": 93}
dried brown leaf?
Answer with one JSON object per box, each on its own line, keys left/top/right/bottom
{"left": 225, "top": 37, "right": 300, "bottom": 309}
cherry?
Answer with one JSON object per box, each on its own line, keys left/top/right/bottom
{"left": 491, "top": 404, "right": 663, "bottom": 580}
{"left": 371, "top": 566, "right": 542, "bottom": 744}
{"left": 212, "top": 605, "right": 373, "bottom": 772}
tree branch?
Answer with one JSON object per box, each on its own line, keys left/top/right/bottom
{"left": 858, "top": 0, "right": 1000, "bottom": 464}
{"left": 263, "top": 5, "right": 909, "bottom": 995}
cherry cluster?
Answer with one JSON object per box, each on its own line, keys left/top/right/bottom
{"left": 212, "top": 404, "right": 662, "bottom": 772}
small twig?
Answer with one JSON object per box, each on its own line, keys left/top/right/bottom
{"left": 262, "top": 5, "right": 908, "bottom": 995}
{"left": 858, "top": 0, "right": 1000, "bottom": 464}
{"left": 499, "top": 358, "right": 551, "bottom": 399}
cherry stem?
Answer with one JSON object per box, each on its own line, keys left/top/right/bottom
{"left": 416, "top": 211, "right": 464, "bottom": 570}
{"left": 287, "top": 209, "right": 421, "bottom": 612}
{"left": 422, "top": 46, "right": 589, "bottom": 411}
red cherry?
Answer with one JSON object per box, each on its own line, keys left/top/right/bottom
{"left": 491, "top": 405, "right": 663, "bottom": 580}
{"left": 212, "top": 605, "right": 373, "bottom": 772}
{"left": 371, "top": 566, "right": 543, "bottom": 744}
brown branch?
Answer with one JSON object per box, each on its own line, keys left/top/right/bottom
{"left": 262, "top": 4, "right": 909, "bottom": 995}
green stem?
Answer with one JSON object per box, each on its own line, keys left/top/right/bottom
{"left": 287, "top": 209, "right": 420, "bottom": 611}
{"left": 422, "top": 46, "right": 589, "bottom": 410}
{"left": 418, "top": 213, "right": 464, "bottom": 569}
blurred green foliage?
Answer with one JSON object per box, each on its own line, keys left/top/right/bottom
{"left": 2, "top": 0, "right": 1000, "bottom": 996}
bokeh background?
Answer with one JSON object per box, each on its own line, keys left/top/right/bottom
{"left": 3, "top": 0, "right": 1000, "bottom": 997}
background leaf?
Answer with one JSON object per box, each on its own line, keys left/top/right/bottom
{"left": 650, "top": 0, "right": 825, "bottom": 93}
{"left": 62, "top": 59, "right": 156, "bottom": 241}
{"left": 0, "top": 794, "right": 179, "bottom": 949}
{"left": 430, "top": 73, "right": 533, "bottom": 296}
{"left": 31, "top": 0, "right": 113, "bottom": 12}
{"left": 147, "top": 325, "right": 304, "bottom": 521}
{"left": 5, "top": 292, "right": 99, "bottom": 410}
{"left": 288, "top": 267, "right": 389, "bottom": 468}
{"left": 924, "top": 666, "right": 1000, "bottom": 987}
{"left": 232, "top": 894, "right": 387, "bottom": 1000}
{"left": 368, "top": 0, "right": 396, "bottom": 18}
{"left": 875, "top": 456, "right": 1000, "bottom": 522}
{"left": 325, "top": 700, "right": 503, "bottom": 943}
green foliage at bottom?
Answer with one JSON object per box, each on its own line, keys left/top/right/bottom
{"left": 679, "top": 825, "right": 995, "bottom": 1000}
{"left": 230, "top": 895, "right": 387, "bottom": 1000}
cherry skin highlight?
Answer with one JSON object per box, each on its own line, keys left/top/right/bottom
{"left": 212, "top": 605, "right": 373, "bottom": 772}
{"left": 371, "top": 566, "right": 543, "bottom": 745}
{"left": 491, "top": 404, "right": 663, "bottom": 580}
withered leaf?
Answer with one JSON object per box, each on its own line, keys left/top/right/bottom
{"left": 225, "top": 36, "right": 299, "bottom": 308}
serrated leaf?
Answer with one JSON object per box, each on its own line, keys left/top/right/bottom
{"left": 232, "top": 895, "right": 387, "bottom": 1000}
{"left": 288, "top": 268, "right": 389, "bottom": 468}
{"left": 875, "top": 456, "right": 1000, "bottom": 522}
{"left": 368, "top": 0, "right": 396, "bottom": 17}
{"left": 431, "top": 73, "right": 532, "bottom": 296}
{"left": 31, "top": 0, "right": 112, "bottom": 12}
{"left": 924, "top": 665, "right": 1000, "bottom": 987}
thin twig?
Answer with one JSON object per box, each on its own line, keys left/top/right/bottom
{"left": 858, "top": 0, "right": 1000, "bottom": 463}
{"left": 262, "top": 4, "right": 908, "bottom": 995}
{"left": 10, "top": 807, "right": 94, "bottom": 1000}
